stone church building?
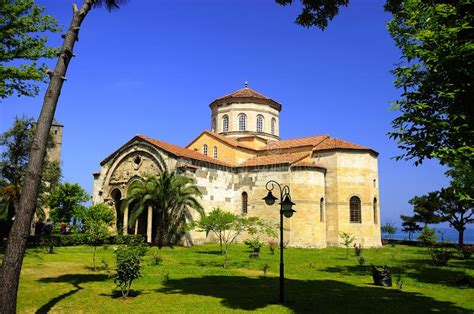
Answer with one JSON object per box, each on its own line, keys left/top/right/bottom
{"left": 92, "top": 86, "right": 382, "bottom": 247}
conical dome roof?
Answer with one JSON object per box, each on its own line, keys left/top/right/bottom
{"left": 209, "top": 86, "right": 282, "bottom": 111}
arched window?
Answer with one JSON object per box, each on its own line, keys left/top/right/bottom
{"left": 238, "top": 113, "right": 247, "bottom": 131}
{"left": 349, "top": 196, "right": 361, "bottom": 223}
{"left": 271, "top": 118, "right": 276, "bottom": 135}
{"left": 213, "top": 146, "right": 217, "bottom": 159}
{"left": 242, "top": 192, "right": 248, "bottom": 214}
{"left": 256, "top": 115, "right": 264, "bottom": 133}
{"left": 202, "top": 144, "right": 208, "bottom": 156}
{"left": 212, "top": 118, "right": 216, "bottom": 132}
{"left": 320, "top": 198, "right": 324, "bottom": 222}
{"left": 222, "top": 115, "right": 229, "bottom": 132}
{"left": 373, "top": 197, "right": 378, "bottom": 224}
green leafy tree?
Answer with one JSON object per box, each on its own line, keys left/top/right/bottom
{"left": 75, "top": 203, "right": 114, "bottom": 271}
{"left": 113, "top": 236, "right": 148, "bottom": 298}
{"left": 0, "top": 0, "right": 60, "bottom": 98}
{"left": 122, "top": 171, "right": 204, "bottom": 247}
{"left": 1, "top": 1, "right": 126, "bottom": 311}
{"left": 381, "top": 220, "right": 397, "bottom": 240}
{"left": 409, "top": 193, "right": 443, "bottom": 226}
{"left": 339, "top": 232, "right": 355, "bottom": 258}
{"left": 400, "top": 215, "right": 422, "bottom": 241}
{"left": 46, "top": 182, "right": 89, "bottom": 223}
{"left": 418, "top": 225, "right": 437, "bottom": 246}
{"left": 190, "top": 208, "right": 275, "bottom": 267}
{"left": 446, "top": 163, "right": 474, "bottom": 202}
{"left": 386, "top": 0, "right": 473, "bottom": 166}
{"left": 0, "top": 116, "right": 60, "bottom": 231}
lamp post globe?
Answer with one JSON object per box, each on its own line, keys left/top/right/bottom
{"left": 263, "top": 191, "right": 278, "bottom": 205}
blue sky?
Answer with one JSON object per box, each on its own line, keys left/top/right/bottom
{"left": 0, "top": 0, "right": 458, "bottom": 228}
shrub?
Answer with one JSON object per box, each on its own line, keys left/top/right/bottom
{"left": 357, "top": 256, "right": 366, "bottom": 266}
{"left": 339, "top": 232, "right": 355, "bottom": 258}
{"left": 113, "top": 238, "right": 148, "bottom": 298}
{"left": 244, "top": 238, "right": 263, "bottom": 253}
{"left": 418, "top": 226, "right": 437, "bottom": 246}
{"left": 268, "top": 239, "right": 278, "bottom": 254}
{"left": 458, "top": 245, "right": 473, "bottom": 260}
{"left": 430, "top": 248, "right": 452, "bottom": 266}
{"left": 353, "top": 243, "right": 362, "bottom": 256}
{"left": 149, "top": 247, "right": 162, "bottom": 266}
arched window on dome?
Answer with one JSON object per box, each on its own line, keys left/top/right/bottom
{"left": 256, "top": 115, "right": 264, "bottom": 133}
{"left": 350, "top": 196, "right": 361, "bottom": 223}
{"left": 222, "top": 115, "right": 229, "bottom": 132}
{"left": 213, "top": 146, "right": 217, "bottom": 159}
{"left": 238, "top": 113, "right": 247, "bottom": 131}
{"left": 202, "top": 144, "right": 208, "bottom": 156}
{"left": 271, "top": 118, "right": 276, "bottom": 135}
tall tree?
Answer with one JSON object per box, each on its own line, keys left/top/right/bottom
{"left": 123, "top": 171, "right": 204, "bottom": 247}
{"left": 0, "top": 116, "right": 60, "bottom": 236}
{"left": 400, "top": 215, "right": 421, "bottom": 241}
{"left": 409, "top": 192, "right": 443, "bottom": 226}
{"left": 386, "top": 0, "right": 473, "bottom": 166}
{"left": 46, "top": 182, "right": 89, "bottom": 223}
{"left": 0, "top": 0, "right": 60, "bottom": 98}
{"left": 0, "top": 1, "right": 126, "bottom": 312}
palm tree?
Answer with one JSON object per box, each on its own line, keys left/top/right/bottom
{"left": 0, "top": 1, "right": 127, "bottom": 312}
{"left": 122, "top": 171, "right": 204, "bottom": 248}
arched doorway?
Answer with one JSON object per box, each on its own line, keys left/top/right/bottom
{"left": 111, "top": 189, "right": 123, "bottom": 235}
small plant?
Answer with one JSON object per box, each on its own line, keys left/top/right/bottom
{"left": 268, "top": 239, "right": 278, "bottom": 254}
{"left": 244, "top": 238, "right": 263, "bottom": 253}
{"left": 430, "top": 248, "right": 452, "bottom": 266}
{"left": 357, "top": 256, "right": 366, "bottom": 266}
{"left": 396, "top": 274, "right": 403, "bottom": 290}
{"left": 353, "top": 243, "right": 362, "bottom": 256}
{"left": 418, "top": 226, "right": 437, "bottom": 247}
{"left": 101, "top": 258, "right": 110, "bottom": 273}
{"left": 339, "top": 232, "right": 355, "bottom": 258}
{"left": 149, "top": 247, "right": 163, "bottom": 266}
{"left": 381, "top": 220, "right": 397, "bottom": 242}
{"left": 112, "top": 238, "right": 148, "bottom": 298}
{"left": 458, "top": 245, "right": 473, "bottom": 260}
{"left": 262, "top": 264, "right": 270, "bottom": 277}
{"left": 161, "top": 272, "right": 170, "bottom": 285}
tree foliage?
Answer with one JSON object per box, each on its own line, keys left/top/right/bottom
{"left": 0, "top": 0, "right": 60, "bottom": 98}
{"left": 400, "top": 214, "right": 421, "bottom": 241}
{"left": 339, "top": 231, "right": 355, "bottom": 258}
{"left": 381, "top": 220, "right": 397, "bottom": 240}
{"left": 190, "top": 208, "right": 276, "bottom": 267}
{"left": 75, "top": 203, "right": 114, "bottom": 271}
{"left": 275, "top": 0, "right": 349, "bottom": 30}
{"left": 46, "top": 182, "right": 89, "bottom": 223}
{"left": 386, "top": 0, "right": 474, "bottom": 166}
{"left": 0, "top": 116, "right": 60, "bottom": 222}
{"left": 122, "top": 171, "right": 203, "bottom": 247}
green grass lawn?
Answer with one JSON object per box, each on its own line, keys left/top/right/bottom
{"left": 5, "top": 243, "right": 474, "bottom": 313}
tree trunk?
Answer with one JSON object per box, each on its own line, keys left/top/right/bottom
{"left": 0, "top": 2, "right": 93, "bottom": 312}
{"left": 93, "top": 245, "right": 96, "bottom": 271}
{"left": 458, "top": 228, "right": 464, "bottom": 245}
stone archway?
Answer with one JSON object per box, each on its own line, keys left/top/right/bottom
{"left": 111, "top": 188, "right": 123, "bottom": 235}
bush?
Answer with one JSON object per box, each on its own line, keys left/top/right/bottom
{"left": 418, "top": 226, "right": 437, "bottom": 246}
{"left": 458, "top": 245, "right": 473, "bottom": 260}
{"left": 430, "top": 248, "right": 452, "bottom": 266}
{"left": 113, "top": 238, "right": 148, "bottom": 298}
{"left": 268, "top": 239, "right": 278, "bottom": 254}
{"left": 244, "top": 238, "right": 263, "bottom": 253}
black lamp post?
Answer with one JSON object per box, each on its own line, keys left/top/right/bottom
{"left": 263, "top": 180, "right": 295, "bottom": 304}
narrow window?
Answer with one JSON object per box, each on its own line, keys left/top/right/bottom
{"left": 202, "top": 144, "right": 208, "bottom": 156}
{"left": 256, "top": 115, "right": 264, "bottom": 133}
{"left": 242, "top": 192, "right": 248, "bottom": 214}
{"left": 222, "top": 115, "right": 229, "bottom": 132}
{"left": 373, "top": 197, "right": 378, "bottom": 224}
{"left": 271, "top": 118, "right": 276, "bottom": 135}
{"left": 320, "top": 198, "right": 324, "bottom": 222}
{"left": 349, "top": 196, "right": 361, "bottom": 223}
{"left": 238, "top": 113, "right": 247, "bottom": 131}
{"left": 213, "top": 146, "right": 217, "bottom": 159}
{"left": 194, "top": 148, "right": 198, "bottom": 152}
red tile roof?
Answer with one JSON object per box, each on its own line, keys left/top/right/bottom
{"left": 137, "top": 135, "right": 233, "bottom": 167}
{"left": 209, "top": 87, "right": 282, "bottom": 111}
{"left": 313, "top": 137, "right": 372, "bottom": 152}
{"left": 238, "top": 152, "right": 309, "bottom": 167}
{"left": 186, "top": 130, "right": 256, "bottom": 151}
{"left": 263, "top": 135, "right": 329, "bottom": 150}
